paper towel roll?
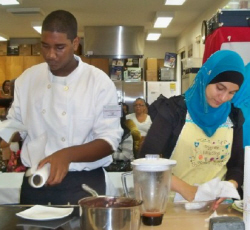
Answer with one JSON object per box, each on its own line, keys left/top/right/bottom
{"left": 243, "top": 146, "right": 250, "bottom": 230}
{"left": 28, "top": 164, "right": 50, "bottom": 188}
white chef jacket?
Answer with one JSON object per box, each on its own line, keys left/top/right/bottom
{"left": 7, "top": 55, "right": 123, "bottom": 171}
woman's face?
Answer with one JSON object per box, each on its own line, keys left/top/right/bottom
{"left": 206, "top": 82, "right": 239, "bottom": 108}
{"left": 133, "top": 99, "right": 146, "bottom": 114}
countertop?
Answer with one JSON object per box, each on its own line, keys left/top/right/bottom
{"left": 0, "top": 203, "right": 242, "bottom": 230}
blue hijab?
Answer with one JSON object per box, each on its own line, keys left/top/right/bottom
{"left": 232, "top": 63, "right": 250, "bottom": 147}
{"left": 185, "top": 50, "right": 245, "bottom": 137}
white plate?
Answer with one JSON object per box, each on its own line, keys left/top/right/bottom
{"left": 16, "top": 205, "right": 74, "bottom": 221}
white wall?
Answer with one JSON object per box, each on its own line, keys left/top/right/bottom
{"left": 143, "top": 37, "right": 176, "bottom": 59}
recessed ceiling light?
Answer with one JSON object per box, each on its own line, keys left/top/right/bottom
{"left": 0, "top": 0, "right": 21, "bottom": 5}
{"left": 31, "top": 22, "right": 42, "bottom": 34}
{"left": 0, "top": 33, "right": 9, "bottom": 41}
{"left": 0, "top": 36, "right": 8, "bottom": 41}
{"left": 33, "top": 26, "right": 42, "bottom": 34}
{"left": 154, "top": 12, "right": 174, "bottom": 28}
{"left": 165, "top": 0, "right": 186, "bottom": 5}
{"left": 146, "top": 33, "right": 161, "bottom": 41}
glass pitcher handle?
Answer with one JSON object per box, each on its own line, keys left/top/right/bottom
{"left": 121, "top": 171, "right": 133, "bottom": 197}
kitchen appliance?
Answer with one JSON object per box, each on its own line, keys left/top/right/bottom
{"left": 159, "top": 67, "right": 176, "bottom": 81}
{"left": 79, "top": 184, "right": 142, "bottom": 230}
{"left": 122, "top": 155, "right": 176, "bottom": 226}
{"left": 181, "top": 68, "right": 199, "bottom": 94}
{"left": 84, "top": 26, "right": 144, "bottom": 58}
{"left": 145, "top": 81, "right": 180, "bottom": 105}
{"left": 78, "top": 196, "right": 142, "bottom": 230}
{"left": 114, "top": 81, "right": 144, "bottom": 113}
{"left": 124, "top": 67, "right": 142, "bottom": 82}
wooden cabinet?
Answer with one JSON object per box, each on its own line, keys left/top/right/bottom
{"left": 81, "top": 57, "right": 109, "bottom": 75}
{"left": 0, "top": 56, "right": 109, "bottom": 86}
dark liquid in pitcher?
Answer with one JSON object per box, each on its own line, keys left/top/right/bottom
{"left": 142, "top": 212, "right": 164, "bottom": 226}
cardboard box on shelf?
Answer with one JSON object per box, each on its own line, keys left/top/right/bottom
{"left": 157, "top": 59, "right": 164, "bottom": 69}
{"left": 0, "top": 42, "right": 7, "bottom": 56}
{"left": 146, "top": 58, "right": 157, "bottom": 70}
{"left": 32, "top": 43, "right": 41, "bottom": 56}
{"left": 19, "top": 44, "right": 31, "bottom": 56}
{"left": 146, "top": 70, "right": 158, "bottom": 81}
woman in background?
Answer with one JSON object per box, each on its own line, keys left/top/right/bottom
{"left": 140, "top": 50, "right": 245, "bottom": 209}
{"left": 126, "top": 98, "right": 152, "bottom": 136}
{"left": 126, "top": 98, "right": 152, "bottom": 158}
{"left": 0, "top": 80, "right": 12, "bottom": 120}
{"left": 0, "top": 80, "right": 11, "bottom": 98}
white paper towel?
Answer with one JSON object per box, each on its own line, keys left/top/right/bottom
{"left": 194, "top": 177, "right": 240, "bottom": 201}
{"left": 28, "top": 163, "right": 51, "bottom": 188}
{"left": 244, "top": 146, "right": 250, "bottom": 230}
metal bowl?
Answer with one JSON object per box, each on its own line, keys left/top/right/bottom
{"left": 78, "top": 196, "right": 142, "bottom": 230}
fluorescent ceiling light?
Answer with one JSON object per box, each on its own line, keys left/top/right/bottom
{"left": 33, "top": 26, "right": 42, "bottom": 34}
{"left": 0, "top": 33, "right": 9, "bottom": 41}
{"left": 31, "top": 22, "right": 42, "bottom": 34}
{"left": 0, "top": 36, "right": 8, "bottom": 41}
{"left": 7, "top": 7, "right": 44, "bottom": 16}
{"left": 146, "top": 30, "right": 161, "bottom": 41}
{"left": 154, "top": 12, "right": 174, "bottom": 28}
{"left": 165, "top": 0, "right": 186, "bottom": 5}
{"left": 0, "top": 0, "right": 21, "bottom": 5}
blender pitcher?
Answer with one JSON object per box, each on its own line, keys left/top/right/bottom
{"left": 122, "top": 154, "right": 176, "bottom": 226}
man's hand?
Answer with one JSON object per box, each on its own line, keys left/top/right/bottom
{"left": 38, "top": 149, "right": 71, "bottom": 186}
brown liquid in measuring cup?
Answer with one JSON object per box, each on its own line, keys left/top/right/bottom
{"left": 142, "top": 212, "right": 164, "bottom": 226}
{"left": 142, "top": 212, "right": 163, "bottom": 217}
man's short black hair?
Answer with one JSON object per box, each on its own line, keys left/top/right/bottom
{"left": 42, "top": 10, "right": 77, "bottom": 41}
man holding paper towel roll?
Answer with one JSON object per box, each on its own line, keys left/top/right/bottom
{"left": 0, "top": 10, "right": 122, "bottom": 205}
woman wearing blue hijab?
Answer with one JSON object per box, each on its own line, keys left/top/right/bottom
{"left": 140, "top": 50, "right": 245, "bottom": 208}
{"left": 232, "top": 63, "right": 250, "bottom": 147}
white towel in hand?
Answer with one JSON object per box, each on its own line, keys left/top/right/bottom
{"left": 194, "top": 177, "right": 240, "bottom": 201}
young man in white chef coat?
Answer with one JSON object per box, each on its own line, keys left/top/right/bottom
{"left": 4, "top": 10, "right": 122, "bottom": 204}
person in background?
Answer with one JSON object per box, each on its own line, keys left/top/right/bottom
{"left": 126, "top": 98, "right": 152, "bottom": 136}
{"left": 232, "top": 62, "right": 250, "bottom": 147}
{"left": 121, "top": 102, "right": 129, "bottom": 116}
{"left": 126, "top": 98, "right": 152, "bottom": 158}
{"left": 0, "top": 80, "right": 13, "bottom": 120}
{"left": 0, "top": 10, "right": 122, "bottom": 205}
{"left": 0, "top": 80, "right": 11, "bottom": 98}
{"left": 140, "top": 50, "right": 245, "bottom": 209}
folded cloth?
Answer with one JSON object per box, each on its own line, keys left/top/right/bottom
{"left": 0, "top": 120, "right": 27, "bottom": 142}
{"left": 194, "top": 177, "right": 240, "bottom": 201}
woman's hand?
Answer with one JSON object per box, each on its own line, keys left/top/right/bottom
{"left": 212, "top": 198, "right": 226, "bottom": 210}
{"left": 212, "top": 180, "right": 239, "bottom": 210}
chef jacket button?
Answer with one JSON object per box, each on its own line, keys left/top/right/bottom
{"left": 62, "top": 111, "right": 66, "bottom": 116}
{"left": 61, "top": 137, "right": 66, "bottom": 142}
{"left": 47, "top": 84, "right": 51, "bottom": 89}
{"left": 42, "top": 109, "right": 46, "bottom": 114}
{"left": 64, "top": 86, "right": 69, "bottom": 91}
